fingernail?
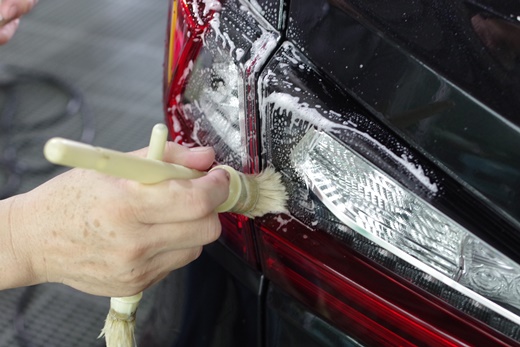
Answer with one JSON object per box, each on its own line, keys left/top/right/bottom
{"left": 212, "top": 168, "right": 230, "bottom": 181}
{"left": 189, "top": 146, "right": 212, "bottom": 152}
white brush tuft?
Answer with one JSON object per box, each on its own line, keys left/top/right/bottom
{"left": 99, "top": 310, "right": 136, "bottom": 347}
{"left": 241, "top": 167, "right": 288, "bottom": 218}
{"left": 99, "top": 294, "right": 142, "bottom": 347}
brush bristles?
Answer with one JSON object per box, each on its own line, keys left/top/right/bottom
{"left": 237, "top": 167, "right": 288, "bottom": 218}
{"left": 99, "top": 309, "right": 137, "bottom": 347}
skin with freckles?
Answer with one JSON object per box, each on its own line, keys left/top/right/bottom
{"left": 0, "top": 0, "right": 38, "bottom": 44}
{"left": 0, "top": 143, "right": 230, "bottom": 297}
{"left": 0, "top": 0, "right": 230, "bottom": 298}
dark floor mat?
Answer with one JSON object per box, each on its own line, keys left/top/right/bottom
{"left": 0, "top": 0, "right": 169, "bottom": 346}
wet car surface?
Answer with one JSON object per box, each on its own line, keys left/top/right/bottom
{"left": 145, "top": 0, "right": 520, "bottom": 346}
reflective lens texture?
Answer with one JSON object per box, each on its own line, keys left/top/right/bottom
{"left": 165, "top": 0, "right": 279, "bottom": 170}
{"left": 164, "top": 0, "right": 280, "bottom": 265}
{"left": 292, "top": 128, "right": 520, "bottom": 317}
{"left": 181, "top": 45, "right": 243, "bottom": 167}
{"left": 292, "top": 128, "right": 461, "bottom": 275}
{"left": 260, "top": 41, "right": 520, "bottom": 342}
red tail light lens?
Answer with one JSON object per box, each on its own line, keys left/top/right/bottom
{"left": 164, "top": 0, "right": 221, "bottom": 145}
{"left": 259, "top": 220, "right": 500, "bottom": 346}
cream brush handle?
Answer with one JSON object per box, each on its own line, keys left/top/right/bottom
{"left": 43, "top": 124, "right": 247, "bottom": 216}
{"left": 43, "top": 137, "right": 205, "bottom": 183}
{"left": 98, "top": 124, "right": 168, "bottom": 347}
{"left": 108, "top": 124, "right": 165, "bottom": 338}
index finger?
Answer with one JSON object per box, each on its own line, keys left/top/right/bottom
{"left": 128, "top": 168, "right": 231, "bottom": 224}
{"left": 131, "top": 142, "right": 216, "bottom": 172}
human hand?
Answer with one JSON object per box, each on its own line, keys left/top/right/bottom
{"left": 6, "top": 142, "right": 229, "bottom": 297}
{"left": 0, "top": 0, "right": 38, "bottom": 44}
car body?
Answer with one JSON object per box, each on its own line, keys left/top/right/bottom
{"left": 149, "top": 0, "right": 520, "bottom": 346}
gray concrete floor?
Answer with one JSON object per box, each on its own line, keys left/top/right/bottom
{"left": 0, "top": 0, "right": 169, "bottom": 346}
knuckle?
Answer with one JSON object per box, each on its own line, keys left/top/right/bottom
{"left": 124, "top": 242, "right": 148, "bottom": 263}
{"left": 117, "top": 266, "right": 148, "bottom": 288}
{"left": 113, "top": 245, "right": 148, "bottom": 276}
{"left": 123, "top": 182, "right": 156, "bottom": 223}
{"left": 184, "top": 188, "right": 217, "bottom": 217}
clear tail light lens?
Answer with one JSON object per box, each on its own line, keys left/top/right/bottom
{"left": 292, "top": 127, "right": 520, "bottom": 317}
{"left": 163, "top": 0, "right": 280, "bottom": 265}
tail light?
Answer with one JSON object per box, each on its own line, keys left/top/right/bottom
{"left": 163, "top": 0, "right": 280, "bottom": 266}
{"left": 164, "top": 0, "right": 520, "bottom": 345}
{"left": 258, "top": 42, "right": 520, "bottom": 346}
{"left": 292, "top": 127, "right": 520, "bottom": 311}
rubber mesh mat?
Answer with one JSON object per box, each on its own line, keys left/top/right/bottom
{"left": 0, "top": 285, "right": 158, "bottom": 347}
{"left": 0, "top": 0, "right": 169, "bottom": 345}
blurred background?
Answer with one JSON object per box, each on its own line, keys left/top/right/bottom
{"left": 0, "top": 0, "right": 170, "bottom": 345}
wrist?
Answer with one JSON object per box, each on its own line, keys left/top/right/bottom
{"left": 0, "top": 194, "right": 43, "bottom": 289}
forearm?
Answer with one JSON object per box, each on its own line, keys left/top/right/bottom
{"left": 0, "top": 194, "right": 40, "bottom": 290}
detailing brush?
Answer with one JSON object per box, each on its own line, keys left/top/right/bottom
{"left": 43, "top": 123, "right": 288, "bottom": 347}
{"left": 210, "top": 165, "right": 287, "bottom": 218}
{"left": 98, "top": 293, "right": 142, "bottom": 347}
{"left": 43, "top": 124, "right": 288, "bottom": 218}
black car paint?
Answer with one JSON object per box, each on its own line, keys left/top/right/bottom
{"left": 147, "top": 0, "right": 520, "bottom": 346}
{"left": 287, "top": 0, "right": 520, "bottom": 226}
